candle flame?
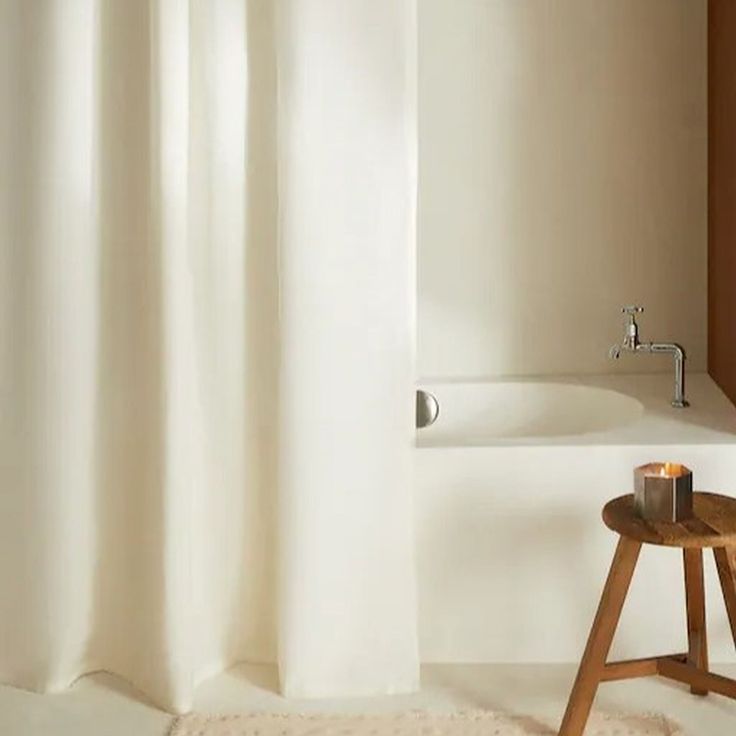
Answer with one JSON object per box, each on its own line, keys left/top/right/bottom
{"left": 658, "top": 462, "right": 682, "bottom": 477}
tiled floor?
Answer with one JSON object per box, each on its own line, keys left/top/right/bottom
{"left": 1, "top": 664, "right": 734, "bottom": 735}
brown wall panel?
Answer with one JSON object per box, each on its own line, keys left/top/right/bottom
{"left": 709, "top": 0, "right": 736, "bottom": 406}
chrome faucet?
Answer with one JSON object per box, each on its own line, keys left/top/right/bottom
{"left": 609, "top": 306, "right": 689, "bottom": 408}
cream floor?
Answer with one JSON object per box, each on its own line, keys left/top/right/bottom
{"left": 1, "top": 664, "right": 735, "bottom": 736}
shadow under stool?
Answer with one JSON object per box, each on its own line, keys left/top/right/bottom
{"left": 558, "top": 492, "right": 736, "bottom": 736}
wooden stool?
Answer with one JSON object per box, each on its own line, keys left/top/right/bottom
{"left": 558, "top": 492, "right": 736, "bottom": 736}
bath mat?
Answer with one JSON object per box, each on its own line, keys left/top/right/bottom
{"left": 170, "top": 711, "right": 683, "bottom": 736}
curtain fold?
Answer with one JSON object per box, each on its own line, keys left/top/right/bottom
{"left": 0, "top": 0, "right": 418, "bottom": 713}
{"left": 276, "top": 0, "right": 419, "bottom": 698}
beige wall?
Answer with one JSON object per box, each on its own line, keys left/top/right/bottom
{"left": 418, "top": 0, "right": 707, "bottom": 378}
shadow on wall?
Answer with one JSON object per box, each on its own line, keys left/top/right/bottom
{"left": 417, "top": 0, "right": 707, "bottom": 378}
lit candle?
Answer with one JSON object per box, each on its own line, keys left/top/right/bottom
{"left": 634, "top": 462, "right": 693, "bottom": 522}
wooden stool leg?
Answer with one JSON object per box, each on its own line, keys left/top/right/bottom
{"left": 714, "top": 547, "right": 736, "bottom": 648}
{"left": 683, "top": 548, "right": 709, "bottom": 695}
{"left": 558, "top": 537, "right": 642, "bottom": 736}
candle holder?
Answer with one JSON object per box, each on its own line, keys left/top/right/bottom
{"left": 634, "top": 462, "right": 693, "bottom": 522}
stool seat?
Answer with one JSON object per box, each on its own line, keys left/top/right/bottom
{"left": 603, "top": 492, "right": 736, "bottom": 548}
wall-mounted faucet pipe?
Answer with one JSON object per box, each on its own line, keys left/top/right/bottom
{"left": 609, "top": 306, "right": 689, "bottom": 408}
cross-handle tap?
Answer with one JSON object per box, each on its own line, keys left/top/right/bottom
{"left": 621, "top": 305, "right": 644, "bottom": 350}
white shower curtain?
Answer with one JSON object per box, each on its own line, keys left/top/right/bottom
{"left": 0, "top": 0, "right": 418, "bottom": 713}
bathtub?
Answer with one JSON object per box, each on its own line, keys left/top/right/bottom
{"left": 415, "top": 373, "right": 736, "bottom": 665}
{"left": 417, "top": 380, "right": 644, "bottom": 446}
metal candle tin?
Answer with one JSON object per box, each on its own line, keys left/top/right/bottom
{"left": 634, "top": 462, "right": 693, "bottom": 522}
